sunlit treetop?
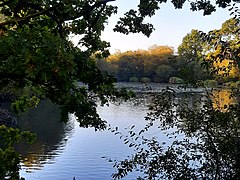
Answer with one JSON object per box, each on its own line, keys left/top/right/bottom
{"left": 177, "top": 18, "right": 240, "bottom": 82}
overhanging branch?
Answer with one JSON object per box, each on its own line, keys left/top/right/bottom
{"left": 0, "top": 5, "right": 57, "bottom": 28}
{"left": 0, "top": 0, "right": 116, "bottom": 28}
{"left": 0, "top": 0, "right": 14, "bottom": 7}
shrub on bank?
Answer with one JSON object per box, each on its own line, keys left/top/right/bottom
{"left": 224, "top": 81, "right": 240, "bottom": 88}
{"left": 140, "top": 77, "right": 151, "bottom": 83}
{"left": 129, "top": 77, "right": 139, "bottom": 82}
{"left": 224, "top": 81, "right": 235, "bottom": 88}
{"left": 236, "top": 81, "right": 240, "bottom": 87}
{"left": 204, "top": 80, "right": 218, "bottom": 87}
{"left": 169, "top": 77, "right": 184, "bottom": 84}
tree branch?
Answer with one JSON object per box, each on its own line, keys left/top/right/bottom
{"left": 63, "top": 0, "right": 116, "bottom": 22}
{"left": 89, "top": 4, "right": 106, "bottom": 29}
{"left": 98, "top": 0, "right": 116, "bottom": 3}
{"left": 0, "top": 4, "right": 57, "bottom": 28}
{"left": 0, "top": 0, "right": 14, "bottom": 7}
{"left": 0, "top": 0, "right": 116, "bottom": 29}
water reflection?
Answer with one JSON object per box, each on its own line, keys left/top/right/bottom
{"left": 110, "top": 87, "right": 240, "bottom": 179}
{"left": 19, "top": 94, "right": 153, "bottom": 180}
{"left": 175, "top": 88, "right": 236, "bottom": 112}
{"left": 18, "top": 85, "right": 239, "bottom": 179}
{"left": 16, "top": 100, "right": 74, "bottom": 172}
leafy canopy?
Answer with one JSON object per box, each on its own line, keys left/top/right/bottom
{"left": 177, "top": 18, "right": 240, "bottom": 84}
{"left": 0, "top": 0, "right": 128, "bottom": 130}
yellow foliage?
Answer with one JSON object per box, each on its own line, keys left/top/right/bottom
{"left": 106, "top": 45, "right": 174, "bottom": 62}
{"left": 148, "top": 45, "right": 174, "bottom": 56}
{"left": 212, "top": 89, "right": 235, "bottom": 111}
{"left": 213, "top": 59, "right": 239, "bottom": 78}
{"left": 207, "top": 46, "right": 239, "bottom": 78}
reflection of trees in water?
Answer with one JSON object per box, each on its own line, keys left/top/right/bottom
{"left": 110, "top": 92, "right": 153, "bottom": 110}
{"left": 16, "top": 100, "right": 74, "bottom": 171}
{"left": 176, "top": 89, "right": 235, "bottom": 112}
{"left": 110, "top": 88, "right": 240, "bottom": 179}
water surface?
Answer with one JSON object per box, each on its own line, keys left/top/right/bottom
{"left": 19, "top": 83, "right": 231, "bottom": 179}
{"left": 19, "top": 93, "right": 152, "bottom": 179}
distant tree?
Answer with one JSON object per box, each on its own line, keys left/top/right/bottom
{"left": 178, "top": 30, "right": 204, "bottom": 61}
{"left": 104, "top": 46, "right": 176, "bottom": 82}
{"left": 177, "top": 17, "right": 240, "bottom": 84}
{"left": 177, "top": 29, "right": 211, "bottom": 83}
{"left": 144, "top": 46, "right": 175, "bottom": 80}
{"left": 203, "top": 18, "right": 240, "bottom": 81}
{"left": 148, "top": 45, "right": 174, "bottom": 57}
{"left": 154, "top": 65, "right": 176, "bottom": 83}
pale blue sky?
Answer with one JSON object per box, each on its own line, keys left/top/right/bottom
{"left": 101, "top": 0, "right": 234, "bottom": 54}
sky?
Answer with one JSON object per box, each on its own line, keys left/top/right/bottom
{"left": 100, "top": 0, "right": 235, "bottom": 54}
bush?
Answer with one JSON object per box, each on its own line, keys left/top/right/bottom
{"left": 129, "top": 77, "right": 139, "bottom": 82}
{"left": 224, "top": 81, "right": 240, "bottom": 88}
{"left": 224, "top": 81, "right": 235, "bottom": 88}
{"left": 169, "top": 77, "right": 184, "bottom": 84}
{"left": 140, "top": 77, "right": 151, "bottom": 83}
{"left": 204, "top": 80, "right": 218, "bottom": 87}
{"left": 235, "top": 81, "right": 240, "bottom": 87}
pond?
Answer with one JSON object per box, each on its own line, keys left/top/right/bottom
{"left": 18, "top": 85, "right": 152, "bottom": 180}
{"left": 18, "top": 83, "right": 233, "bottom": 179}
